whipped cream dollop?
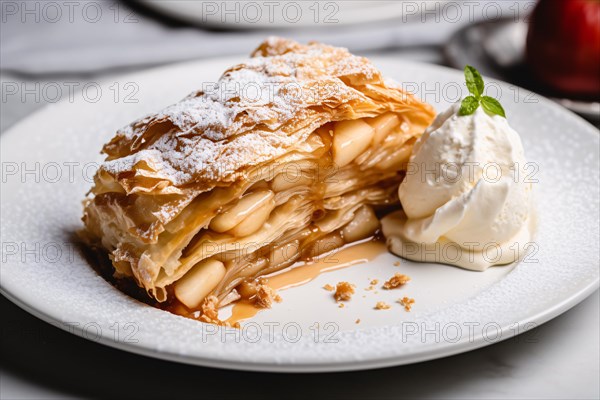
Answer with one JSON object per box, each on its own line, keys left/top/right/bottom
{"left": 382, "top": 102, "right": 534, "bottom": 270}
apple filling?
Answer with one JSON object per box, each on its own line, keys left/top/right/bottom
{"left": 164, "top": 113, "right": 419, "bottom": 310}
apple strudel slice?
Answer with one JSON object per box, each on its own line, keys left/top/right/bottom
{"left": 81, "top": 37, "right": 434, "bottom": 320}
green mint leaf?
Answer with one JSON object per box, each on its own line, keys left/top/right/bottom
{"left": 481, "top": 96, "right": 506, "bottom": 118}
{"left": 458, "top": 96, "right": 480, "bottom": 116}
{"left": 464, "top": 65, "right": 484, "bottom": 98}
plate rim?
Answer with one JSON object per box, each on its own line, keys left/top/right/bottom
{"left": 2, "top": 279, "right": 598, "bottom": 372}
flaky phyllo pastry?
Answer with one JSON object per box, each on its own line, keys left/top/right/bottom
{"left": 82, "top": 37, "right": 434, "bottom": 320}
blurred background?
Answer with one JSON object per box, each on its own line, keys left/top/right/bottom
{"left": 1, "top": 1, "right": 599, "bottom": 398}
{"left": 2, "top": 0, "right": 599, "bottom": 131}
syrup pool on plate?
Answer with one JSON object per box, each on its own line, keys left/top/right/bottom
{"left": 224, "top": 238, "right": 387, "bottom": 325}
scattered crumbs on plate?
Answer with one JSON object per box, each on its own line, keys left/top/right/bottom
{"left": 398, "top": 297, "right": 415, "bottom": 311}
{"left": 383, "top": 273, "right": 411, "bottom": 290}
{"left": 254, "top": 281, "right": 282, "bottom": 308}
{"left": 375, "top": 301, "right": 391, "bottom": 310}
{"left": 323, "top": 284, "right": 335, "bottom": 291}
{"left": 334, "top": 282, "right": 355, "bottom": 301}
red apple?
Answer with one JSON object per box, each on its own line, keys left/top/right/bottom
{"left": 526, "top": 0, "right": 600, "bottom": 97}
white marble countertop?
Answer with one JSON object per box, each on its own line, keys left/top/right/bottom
{"left": 1, "top": 63, "right": 599, "bottom": 399}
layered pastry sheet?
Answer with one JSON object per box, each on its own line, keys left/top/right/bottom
{"left": 81, "top": 37, "right": 434, "bottom": 316}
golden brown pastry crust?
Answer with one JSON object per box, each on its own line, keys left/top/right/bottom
{"left": 82, "top": 37, "right": 435, "bottom": 302}
{"left": 101, "top": 37, "right": 431, "bottom": 188}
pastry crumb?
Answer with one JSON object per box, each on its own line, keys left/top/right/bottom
{"left": 338, "top": 302, "right": 345, "bottom": 308}
{"left": 398, "top": 296, "right": 415, "bottom": 311}
{"left": 334, "top": 281, "right": 355, "bottom": 301}
{"left": 200, "top": 295, "right": 219, "bottom": 320}
{"left": 199, "top": 295, "right": 221, "bottom": 324}
{"left": 355, "top": 318, "right": 361, "bottom": 324}
{"left": 370, "top": 279, "right": 379, "bottom": 285}
{"left": 393, "top": 261, "right": 401, "bottom": 267}
{"left": 254, "top": 281, "right": 282, "bottom": 308}
{"left": 375, "top": 301, "right": 391, "bottom": 310}
{"left": 198, "top": 296, "right": 241, "bottom": 328}
{"left": 364, "top": 285, "right": 375, "bottom": 291}
{"left": 323, "top": 283, "right": 335, "bottom": 291}
{"left": 383, "top": 273, "right": 411, "bottom": 289}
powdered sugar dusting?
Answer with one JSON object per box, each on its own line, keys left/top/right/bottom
{"left": 101, "top": 37, "right": 380, "bottom": 187}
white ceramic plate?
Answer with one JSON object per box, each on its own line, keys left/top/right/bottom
{"left": 136, "top": 1, "right": 419, "bottom": 28}
{"left": 1, "top": 57, "right": 598, "bottom": 372}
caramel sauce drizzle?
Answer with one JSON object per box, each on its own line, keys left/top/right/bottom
{"left": 225, "top": 238, "right": 386, "bottom": 325}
